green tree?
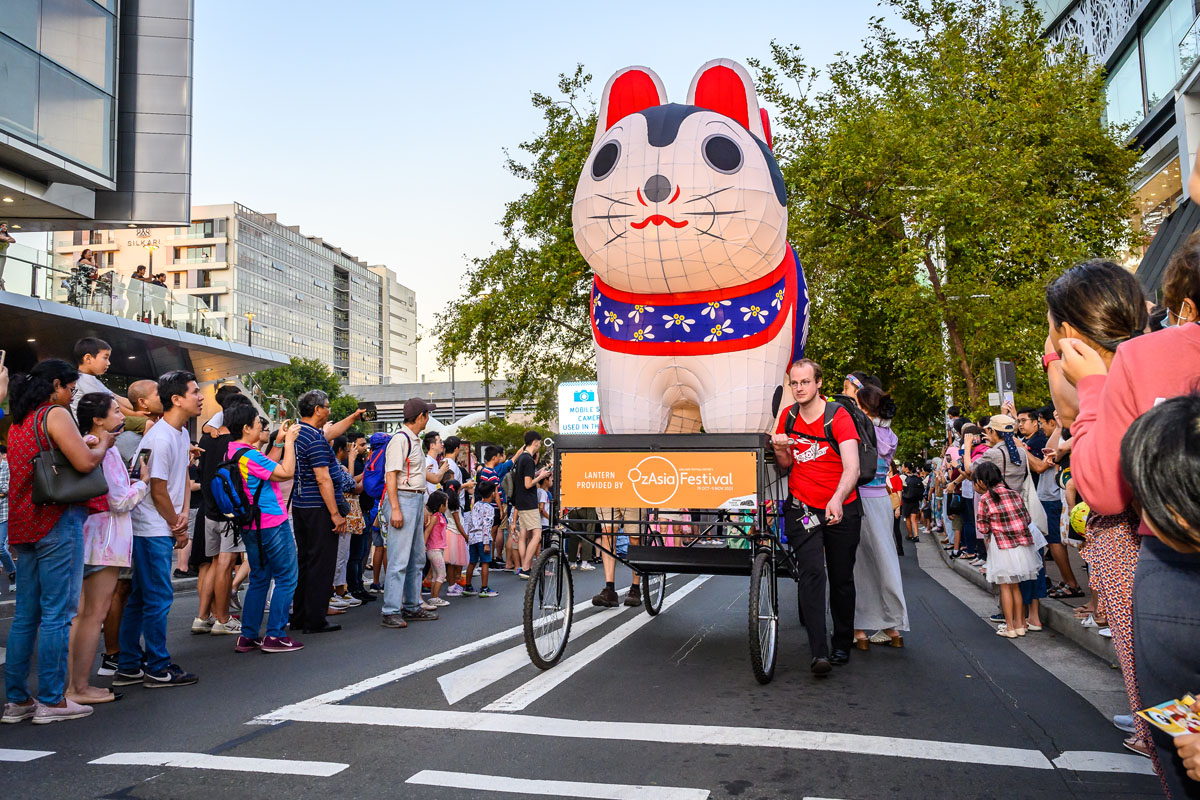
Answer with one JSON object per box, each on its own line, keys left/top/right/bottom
{"left": 435, "top": 66, "right": 597, "bottom": 423}
{"left": 455, "top": 416, "right": 530, "bottom": 453}
{"left": 752, "top": 0, "right": 1140, "bottom": 456}
{"left": 249, "top": 357, "right": 364, "bottom": 433}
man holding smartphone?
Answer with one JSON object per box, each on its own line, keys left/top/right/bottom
{"left": 771, "top": 359, "right": 862, "bottom": 677}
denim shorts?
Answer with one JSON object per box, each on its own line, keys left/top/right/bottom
{"left": 469, "top": 542, "right": 492, "bottom": 564}
{"left": 371, "top": 528, "right": 385, "bottom": 548}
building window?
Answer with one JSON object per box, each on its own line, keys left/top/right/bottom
{"left": 1143, "top": 0, "right": 1193, "bottom": 107}
{"left": 1105, "top": 44, "right": 1144, "bottom": 129}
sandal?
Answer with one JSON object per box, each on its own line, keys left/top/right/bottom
{"left": 1048, "top": 585, "right": 1084, "bottom": 599}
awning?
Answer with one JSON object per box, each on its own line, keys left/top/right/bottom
{"left": 0, "top": 291, "right": 289, "bottom": 380}
{"left": 1137, "top": 198, "right": 1199, "bottom": 300}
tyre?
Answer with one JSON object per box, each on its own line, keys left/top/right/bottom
{"left": 748, "top": 550, "right": 778, "bottom": 684}
{"left": 643, "top": 533, "right": 667, "bottom": 616}
{"left": 523, "top": 545, "right": 574, "bottom": 669}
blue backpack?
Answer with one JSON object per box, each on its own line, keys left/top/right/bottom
{"left": 208, "top": 447, "right": 265, "bottom": 541}
{"left": 363, "top": 432, "right": 393, "bottom": 500}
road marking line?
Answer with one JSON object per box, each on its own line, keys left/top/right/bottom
{"left": 88, "top": 752, "right": 348, "bottom": 776}
{"left": 406, "top": 769, "right": 710, "bottom": 799}
{"left": 273, "top": 704, "right": 1056, "bottom": 770}
{"left": 1053, "top": 750, "right": 1156, "bottom": 775}
{"left": 484, "top": 575, "right": 712, "bottom": 712}
{"left": 0, "top": 646, "right": 5, "bottom": 665}
{"left": 252, "top": 584, "right": 632, "bottom": 725}
{"left": 439, "top": 605, "right": 634, "bottom": 705}
{"left": 0, "top": 748, "right": 54, "bottom": 762}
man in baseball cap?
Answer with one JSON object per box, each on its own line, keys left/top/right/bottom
{"left": 379, "top": 397, "right": 440, "bottom": 628}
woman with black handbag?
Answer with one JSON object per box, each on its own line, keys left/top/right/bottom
{"left": 2, "top": 359, "right": 113, "bottom": 726}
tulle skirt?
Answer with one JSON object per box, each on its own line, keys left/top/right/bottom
{"left": 986, "top": 542, "right": 1042, "bottom": 584}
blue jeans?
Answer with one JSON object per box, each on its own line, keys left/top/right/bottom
{"left": 0, "top": 520, "right": 17, "bottom": 576}
{"left": 5, "top": 506, "right": 85, "bottom": 705}
{"left": 1020, "top": 550, "right": 1048, "bottom": 606}
{"left": 960, "top": 502, "right": 977, "bottom": 555}
{"left": 118, "top": 535, "right": 175, "bottom": 674}
{"left": 241, "top": 520, "right": 299, "bottom": 640}
{"left": 1133, "top": 537, "right": 1200, "bottom": 800}
{"left": 382, "top": 491, "right": 426, "bottom": 615}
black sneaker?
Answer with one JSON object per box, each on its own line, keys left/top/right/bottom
{"left": 623, "top": 585, "right": 642, "bottom": 607}
{"left": 401, "top": 608, "right": 438, "bottom": 622}
{"left": 143, "top": 664, "right": 198, "bottom": 688}
{"left": 111, "top": 668, "right": 144, "bottom": 687}
{"left": 96, "top": 653, "right": 119, "bottom": 677}
{"left": 988, "top": 612, "right": 1005, "bottom": 623}
{"left": 592, "top": 587, "right": 620, "bottom": 608}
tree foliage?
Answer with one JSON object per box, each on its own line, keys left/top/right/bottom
{"left": 751, "top": 0, "right": 1139, "bottom": 455}
{"left": 249, "top": 357, "right": 363, "bottom": 433}
{"left": 455, "top": 416, "right": 530, "bottom": 454}
{"left": 435, "top": 67, "right": 597, "bottom": 423}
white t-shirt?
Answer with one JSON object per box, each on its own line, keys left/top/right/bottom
{"left": 537, "top": 487, "right": 551, "bottom": 528}
{"left": 425, "top": 455, "right": 438, "bottom": 496}
{"left": 384, "top": 427, "right": 424, "bottom": 492}
{"left": 130, "top": 420, "right": 191, "bottom": 537}
{"left": 71, "top": 372, "right": 114, "bottom": 415}
{"left": 206, "top": 410, "right": 224, "bottom": 430}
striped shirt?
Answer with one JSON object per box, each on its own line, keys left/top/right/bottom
{"left": 292, "top": 422, "right": 340, "bottom": 510}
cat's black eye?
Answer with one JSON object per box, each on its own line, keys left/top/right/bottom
{"left": 702, "top": 134, "right": 742, "bottom": 174}
{"left": 591, "top": 141, "right": 620, "bottom": 180}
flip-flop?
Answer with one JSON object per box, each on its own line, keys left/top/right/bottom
{"left": 67, "top": 690, "right": 123, "bottom": 704}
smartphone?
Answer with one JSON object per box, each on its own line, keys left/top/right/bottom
{"left": 0, "top": 349, "right": 6, "bottom": 370}
{"left": 130, "top": 447, "right": 152, "bottom": 480}
{"left": 358, "top": 401, "right": 377, "bottom": 422}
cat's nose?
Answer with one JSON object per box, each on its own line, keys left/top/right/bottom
{"left": 643, "top": 174, "right": 672, "bottom": 203}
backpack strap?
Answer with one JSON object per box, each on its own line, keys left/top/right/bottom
{"left": 822, "top": 402, "right": 838, "bottom": 448}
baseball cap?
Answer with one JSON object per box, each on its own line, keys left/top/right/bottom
{"left": 403, "top": 397, "right": 437, "bottom": 421}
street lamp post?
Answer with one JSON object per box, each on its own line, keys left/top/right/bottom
{"left": 246, "top": 311, "right": 255, "bottom": 348}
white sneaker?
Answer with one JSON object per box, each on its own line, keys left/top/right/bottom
{"left": 211, "top": 617, "right": 243, "bottom": 635}
{"left": 341, "top": 595, "right": 363, "bottom": 608}
{"left": 579, "top": 562, "right": 596, "bottom": 571}
{"left": 429, "top": 597, "right": 450, "bottom": 607}
{"left": 420, "top": 600, "right": 437, "bottom": 611}
{"left": 329, "top": 596, "right": 350, "bottom": 609}
{"left": 191, "top": 616, "right": 215, "bottom": 634}
{"left": 32, "top": 698, "right": 92, "bottom": 725}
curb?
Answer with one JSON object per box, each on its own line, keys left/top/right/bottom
{"left": 929, "top": 534, "right": 1119, "bottom": 666}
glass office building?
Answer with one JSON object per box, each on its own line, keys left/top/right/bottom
{"left": 0, "top": 0, "right": 193, "bottom": 230}
{"left": 51, "top": 202, "right": 417, "bottom": 386}
{"left": 1017, "top": 0, "right": 1199, "bottom": 284}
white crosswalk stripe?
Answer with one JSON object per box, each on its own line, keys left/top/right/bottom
{"left": 89, "top": 752, "right": 348, "bottom": 776}
{"left": 406, "top": 769, "right": 710, "bottom": 799}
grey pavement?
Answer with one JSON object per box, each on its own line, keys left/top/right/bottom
{"left": 0, "top": 537, "right": 1162, "bottom": 800}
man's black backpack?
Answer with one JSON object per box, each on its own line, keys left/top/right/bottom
{"left": 785, "top": 394, "right": 879, "bottom": 487}
{"left": 207, "top": 447, "right": 265, "bottom": 544}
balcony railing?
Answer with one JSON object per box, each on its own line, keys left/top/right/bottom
{"left": 1, "top": 242, "right": 226, "bottom": 340}
{"left": 1182, "top": 14, "right": 1200, "bottom": 76}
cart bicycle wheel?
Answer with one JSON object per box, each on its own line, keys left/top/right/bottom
{"left": 523, "top": 545, "right": 574, "bottom": 669}
{"left": 642, "top": 532, "right": 667, "bottom": 616}
{"left": 748, "top": 550, "right": 778, "bottom": 684}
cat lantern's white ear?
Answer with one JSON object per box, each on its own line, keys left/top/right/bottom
{"left": 594, "top": 66, "right": 667, "bottom": 146}
{"left": 686, "top": 59, "right": 770, "bottom": 147}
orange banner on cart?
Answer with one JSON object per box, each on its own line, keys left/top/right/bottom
{"left": 559, "top": 451, "right": 758, "bottom": 509}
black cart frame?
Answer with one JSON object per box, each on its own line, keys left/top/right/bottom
{"left": 521, "top": 433, "right": 798, "bottom": 683}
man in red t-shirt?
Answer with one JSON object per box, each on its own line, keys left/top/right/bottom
{"left": 771, "top": 358, "right": 863, "bottom": 676}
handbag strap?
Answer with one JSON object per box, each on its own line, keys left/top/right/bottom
{"left": 32, "top": 405, "right": 57, "bottom": 455}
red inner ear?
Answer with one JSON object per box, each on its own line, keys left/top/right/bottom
{"left": 760, "top": 108, "right": 773, "bottom": 150}
{"left": 692, "top": 66, "right": 750, "bottom": 131}
{"left": 606, "top": 70, "right": 662, "bottom": 130}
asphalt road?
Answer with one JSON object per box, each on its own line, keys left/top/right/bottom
{"left": 0, "top": 539, "right": 1162, "bottom": 800}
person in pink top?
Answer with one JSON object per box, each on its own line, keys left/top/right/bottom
{"left": 423, "top": 490, "right": 450, "bottom": 608}
{"left": 1059, "top": 243, "right": 1200, "bottom": 796}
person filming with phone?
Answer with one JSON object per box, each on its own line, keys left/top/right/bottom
{"left": 771, "top": 358, "right": 863, "bottom": 678}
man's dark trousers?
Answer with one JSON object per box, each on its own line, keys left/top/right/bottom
{"left": 787, "top": 499, "right": 863, "bottom": 660}
{"left": 291, "top": 507, "right": 338, "bottom": 629}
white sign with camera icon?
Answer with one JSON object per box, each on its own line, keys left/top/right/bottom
{"left": 557, "top": 380, "right": 600, "bottom": 435}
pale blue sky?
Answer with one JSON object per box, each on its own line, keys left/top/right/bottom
{"left": 191, "top": 0, "right": 895, "bottom": 380}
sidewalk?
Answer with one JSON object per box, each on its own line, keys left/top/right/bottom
{"left": 926, "top": 527, "right": 1118, "bottom": 666}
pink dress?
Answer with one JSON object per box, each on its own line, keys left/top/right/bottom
{"left": 426, "top": 512, "right": 447, "bottom": 550}
{"left": 83, "top": 445, "right": 150, "bottom": 567}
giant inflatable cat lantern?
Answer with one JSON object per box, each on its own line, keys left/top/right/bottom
{"left": 574, "top": 59, "right": 809, "bottom": 435}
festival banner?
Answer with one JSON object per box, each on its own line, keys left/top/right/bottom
{"left": 559, "top": 450, "right": 759, "bottom": 509}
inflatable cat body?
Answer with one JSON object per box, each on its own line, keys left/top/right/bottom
{"left": 573, "top": 59, "right": 809, "bottom": 434}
